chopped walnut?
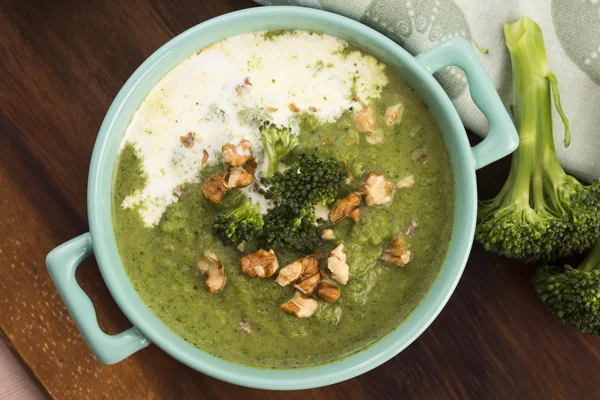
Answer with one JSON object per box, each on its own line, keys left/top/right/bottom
{"left": 239, "top": 318, "right": 252, "bottom": 334}
{"left": 317, "top": 281, "right": 340, "bottom": 303}
{"left": 413, "top": 148, "right": 429, "bottom": 164}
{"left": 360, "top": 172, "right": 394, "bottom": 207}
{"left": 275, "top": 256, "right": 319, "bottom": 295}
{"left": 328, "top": 244, "right": 349, "bottom": 285}
{"left": 289, "top": 103, "right": 300, "bottom": 112}
{"left": 197, "top": 251, "right": 226, "bottom": 293}
{"left": 300, "top": 255, "right": 319, "bottom": 276}
{"left": 265, "top": 106, "right": 277, "bottom": 112}
{"left": 240, "top": 249, "right": 279, "bottom": 278}
{"left": 416, "top": 154, "right": 428, "bottom": 164}
{"left": 382, "top": 238, "right": 412, "bottom": 267}
{"left": 349, "top": 207, "right": 360, "bottom": 222}
{"left": 329, "top": 192, "right": 362, "bottom": 223}
{"left": 321, "top": 229, "right": 336, "bottom": 240}
{"left": 406, "top": 220, "right": 418, "bottom": 236}
{"left": 308, "top": 106, "right": 317, "bottom": 112}
{"left": 294, "top": 271, "right": 321, "bottom": 295}
{"left": 201, "top": 173, "right": 228, "bottom": 204}
{"left": 366, "top": 132, "right": 384, "bottom": 145}
{"left": 202, "top": 149, "right": 209, "bottom": 165}
{"left": 235, "top": 77, "right": 252, "bottom": 96}
{"left": 222, "top": 138, "right": 252, "bottom": 167}
{"left": 384, "top": 103, "right": 404, "bottom": 126}
{"left": 180, "top": 132, "right": 196, "bottom": 148}
{"left": 275, "top": 260, "right": 303, "bottom": 286}
{"left": 354, "top": 105, "right": 376, "bottom": 133}
{"left": 173, "top": 185, "right": 185, "bottom": 197}
{"left": 280, "top": 292, "right": 319, "bottom": 318}
{"left": 292, "top": 256, "right": 320, "bottom": 294}
{"left": 397, "top": 175, "right": 415, "bottom": 189}
{"left": 243, "top": 156, "right": 258, "bottom": 176}
{"left": 226, "top": 167, "right": 254, "bottom": 188}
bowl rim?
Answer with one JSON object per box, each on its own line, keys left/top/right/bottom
{"left": 88, "top": 6, "right": 476, "bottom": 390}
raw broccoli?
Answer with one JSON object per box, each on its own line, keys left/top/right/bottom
{"left": 532, "top": 237, "right": 600, "bottom": 335}
{"left": 260, "top": 152, "right": 347, "bottom": 251}
{"left": 212, "top": 200, "right": 264, "bottom": 245}
{"left": 259, "top": 121, "right": 298, "bottom": 177}
{"left": 475, "top": 17, "right": 600, "bottom": 262}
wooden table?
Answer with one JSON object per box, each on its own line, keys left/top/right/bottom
{"left": 1, "top": 1, "right": 599, "bottom": 398}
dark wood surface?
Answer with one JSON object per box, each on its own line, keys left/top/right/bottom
{"left": 1, "top": 1, "right": 599, "bottom": 399}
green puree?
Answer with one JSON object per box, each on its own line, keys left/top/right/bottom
{"left": 113, "top": 63, "right": 454, "bottom": 368}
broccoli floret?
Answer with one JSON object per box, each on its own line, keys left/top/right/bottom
{"left": 259, "top": 121, "right": 298, "bottom": 177}
{"left": 212, "top": 200, "right": 264, "bottom": 245}
{"left": 532, "top": 237, "right": 600, "bottom": 335}
{"left": 260, "top": 153, "right": 347, "bottom": 210}
{"left": 262, "top": 204, "right": 320, "bottom": 252}
{"left": 259, "top": 153, "right": 347, "bottom": 251}
{"left": 476, "top": 17, "right": 600, "bottom": 262}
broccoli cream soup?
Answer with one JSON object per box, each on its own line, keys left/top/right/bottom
{"left": 113, "top": 30, "right": 454, "bottom": 368}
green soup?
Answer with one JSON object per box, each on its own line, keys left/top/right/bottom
{"left": 112, "top": 30, "right": 454, "bottom": 368}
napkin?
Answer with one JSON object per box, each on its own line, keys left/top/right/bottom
{"left": 257, "top": 0, "right": 600, "bottom": 182}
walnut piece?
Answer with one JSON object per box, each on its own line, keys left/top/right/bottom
{"left": 197, "top": 251, "right": 226, "bottom": 293}
{"left": 405, "top": 220, "right": 418, "bottom": 236}
{"left": 222, "top": 138, "right": 252, "bottom": 167}
{"left": 235, "top": 77, "right": 252, "bottom": 96}
{"left": 265, "top": 106, "right": 277, "bottom": 112}
{"left": 397, "top": 175, "right": 415, "bottom": 189}
{"left": 240, "top": 249, "right": 279, "bottom": 278}
{"left": 328, "top": 244, "right": 349, "bottom": 285}
{"left": 317, "top": 281, "right": 340, "bottom": 303}
{"left": 275, "top": 260, "right": 303, "bottom": 286}
{"left": 381, "top": 238, "right": 413, "bottom": 267}
{"left": 321, "top": 229, "right": 336, "bottom": 240}
{"left": 288, "top": 103, "right": 300, "bottom": 112}
{"left": 275, "top": 256, "right": 320, "bottom": 294}
{"left": 180, "top": 132, "right": 196, "bottom": 148}
{"left": 226, "top": 167, "right": 254, "bottom": 188}
{"left": 243, "top": 156, "right": 258, "bottom": 176}
{"left": 384, "top": 103, "right": 404, "bottom": 126}
{"left": 201, "top": 173, "right": 228, "bottom": 204}
{"left": 293, "top": 256, "right": 320, "bottom": 294}
{"left": 366, "top": 132, "right": 384, "bottom": 145}
{"left": 349, "top": 207, "right": 361, "bottom": 222}
{"left": 329, "top": 192, "right": 362, "bottom": 223}
{"left": 280, "top": 292, "right": 319, "bottom": 318}
{"left": 360, "top": 172, "right": 394, "bottom": 207}
{"left": 308, "top": 106, "right": 317, "bottom": 112}
{"left": 202, "top": 149, "right": 209, "bottom": 165}
{"left": 294, "top": 272, "right": 321, "bottom": 295}
{"left": 239, "top": 318, "right": 252, "bottom": 334}
{"left": 354, "top": 105, "right": 376, "bottom": 133}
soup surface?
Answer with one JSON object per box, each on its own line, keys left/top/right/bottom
{"left": 113, "top": 30, "right": 454, "bottom": 368}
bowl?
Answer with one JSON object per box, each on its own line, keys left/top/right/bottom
{"left": 46, "top": 6, "right": 517, "bottom": 390}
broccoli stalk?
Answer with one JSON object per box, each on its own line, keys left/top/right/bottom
{"left": 533, "top": 237, "right": 600, "bottom": 335}
{"left": 259, "top": 122, "right": 298, "bottom": 177}
{"left": 476, "top": 17, "right": 600, "bottom": 262}
{"left": 212, "top": 200, "right": 264, "bottom": 245}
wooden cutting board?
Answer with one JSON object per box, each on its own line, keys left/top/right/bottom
{"left": 1, "top": 0, "right": 599, "bottom": 398}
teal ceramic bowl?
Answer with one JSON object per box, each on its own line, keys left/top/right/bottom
{"left": 46, "top": 6, "right": 517, "bottom": 390}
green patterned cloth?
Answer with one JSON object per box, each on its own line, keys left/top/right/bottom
{"left": 258, "top": 0, "right": 600, "bottom": 182}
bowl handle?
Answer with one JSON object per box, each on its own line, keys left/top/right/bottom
{"left": 415, "top": 37, "right": 519, "bottom": 170}
{"left": 46, "top": 233, "right": 150, "bottom": 364}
